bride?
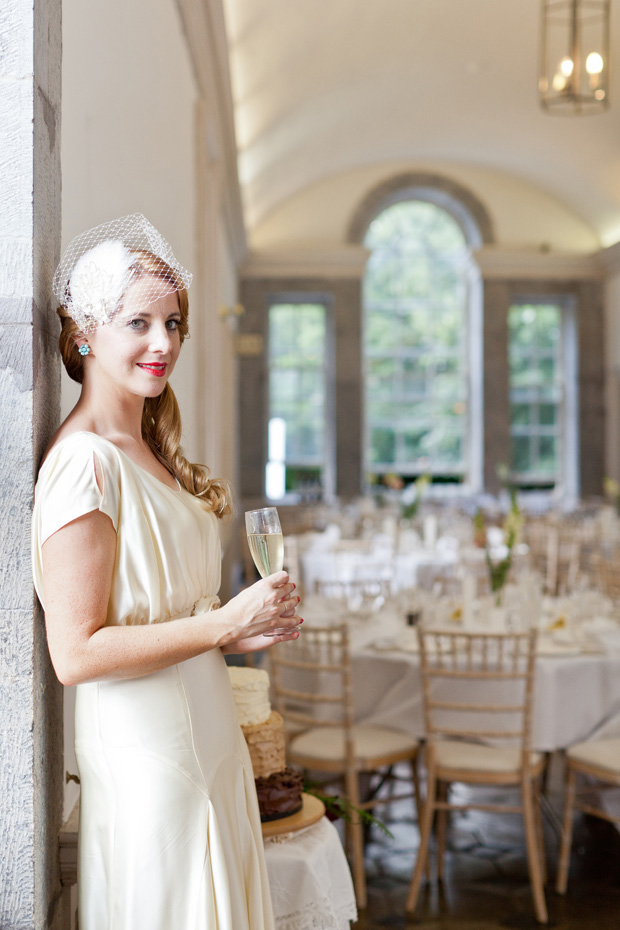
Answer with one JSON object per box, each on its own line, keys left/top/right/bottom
{"left": 32, "top": 214, "right": 301, "bottom": 930}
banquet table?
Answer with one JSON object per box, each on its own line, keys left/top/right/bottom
{"left": 349, "top": 645, "right": 620, "bottom": 752}
{"left": 263, "top": 817, "right": 357, "bottom": 930}
{"left": 299, "top": 596, "right": 620, "bottom": 753}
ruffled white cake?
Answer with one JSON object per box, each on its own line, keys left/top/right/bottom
{"left": 227, "top": 666, "right": 271, "bottom": 726}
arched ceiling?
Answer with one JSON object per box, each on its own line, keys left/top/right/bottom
{"left": 222, "top": 0, "right": 620, "bottom": 247}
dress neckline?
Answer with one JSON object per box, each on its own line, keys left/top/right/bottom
{"left": 41, "top": 430, "right": 183, "bottom": 494}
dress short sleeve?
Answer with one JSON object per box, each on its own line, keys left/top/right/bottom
{"left": 32, "top": 433, "right": 121, "bottom": 607}
{"left": 35, "top": 435, "right": 121, "bottom": 545}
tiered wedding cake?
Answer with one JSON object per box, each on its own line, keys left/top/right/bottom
{"left": 228, "top": 666, "right": 303, "bottom": 821}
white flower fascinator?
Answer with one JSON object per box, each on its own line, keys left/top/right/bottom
{"left": 53, "top": 213, "right": 193, "bottom": 334}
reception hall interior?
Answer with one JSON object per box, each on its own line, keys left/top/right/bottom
{"left": 15, "top": 0, "right": 620, "bottom": 927}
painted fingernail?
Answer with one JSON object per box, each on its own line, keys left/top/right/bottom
{"left": 296, "top": 596, "right": 301, "bottom": 604}
{"left": 292, "top": 583, "right": 296, "bottom": 590}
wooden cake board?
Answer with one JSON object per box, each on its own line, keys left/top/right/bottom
{"left": 261, "top": 792, "right": 326, "bottom": 839}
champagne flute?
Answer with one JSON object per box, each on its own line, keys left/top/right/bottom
{"left": 245, "top": 507, "right": 295, "bottom": 636}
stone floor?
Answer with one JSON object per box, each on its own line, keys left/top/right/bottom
{"left": 348, "top": 766, "right": 620, "bottom": 929}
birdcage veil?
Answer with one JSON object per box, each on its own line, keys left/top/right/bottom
{"left": 53, "top": 213, "right": 193, "bottom": 334}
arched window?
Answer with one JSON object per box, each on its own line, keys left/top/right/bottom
{"left": 363, "top": 197, "right": 482, "bottom": 488}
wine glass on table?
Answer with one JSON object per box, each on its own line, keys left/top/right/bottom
{"left": 245, "top": 507, "right": 297, "bottom": 636}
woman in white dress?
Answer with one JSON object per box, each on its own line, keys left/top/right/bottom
{"left": 31, "top": 215, "right": 301, "bottom": 930}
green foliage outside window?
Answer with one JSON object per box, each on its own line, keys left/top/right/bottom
{"left": 508, "top": 303, "right": 562, "bottom": 487}
{"left": 268, "top": 303, "right": 327, "bottom": 496}
{"left": 363, "top": 200, "right": 470, "bottom": 483}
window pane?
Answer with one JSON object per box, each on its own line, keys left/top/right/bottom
{"left": 512, "top": 403, "right": 531, "bottom": 426}
{"left": 364, "top": 200, "right": 469, "bottom": 480}
{"left": 268, "top": 304, "right": 327, "bottom": 497}
{"left": 512, "top": 436, "right": 531, "bottom": 473}
{"left": 539, "top": 404, "right": 556, "bottom": 426}
{"left": 370, "top": 426, "right": 396, "bottom": 464}
{"left": 538, "top": 436, "right": 557, "bottom": 473}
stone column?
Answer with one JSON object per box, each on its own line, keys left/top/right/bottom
{"left": 0, "top": 0, "right": 65, "bottom": 927}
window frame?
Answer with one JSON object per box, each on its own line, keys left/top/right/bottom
{"left": 361, "top": 192, "right": 484, "bottom": 494}
{"left": 508, "top": 293, "right": 579, "bottom": 499}
{"left": 264, "top": 292, "right": 335, "bottom": 503}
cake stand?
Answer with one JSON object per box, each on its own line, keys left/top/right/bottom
{"left": 261, "top": 792, "right": 326, "bottom": 838}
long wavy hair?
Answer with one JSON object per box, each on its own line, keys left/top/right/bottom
{"left": 57, "top": 249, "right": 232, "bottom": 518}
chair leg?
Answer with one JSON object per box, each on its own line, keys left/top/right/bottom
{"left": 556, "top": 766, "right": 577, "bottom": 895}
{"left": 345, "top": 768, "right": 367, "bottom": 909}
{"left": 410, "top": 754, "right": 430, "bottom": 880}
{"left": 406, "top": 769, "right": 437, "bottom": 915}
{"left": 411, "top": 754, "right": 423, "bottom": 828}
{"left": 540, "top": 751, "right": 551, "bottom": 795}
{"left": 522, "top": 777, "right": 549, "bottom": 924}
{"left": 436, "top": 781, "right": 449, "bottom": 883}
{"left": 533, "top": 777, "right": 547, "bottom": 886}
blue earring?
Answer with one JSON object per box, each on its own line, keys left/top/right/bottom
{"left": 78, "top": 344, "right": 91, "bottom": 357}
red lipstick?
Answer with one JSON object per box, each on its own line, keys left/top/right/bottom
{"left": 137, "top": 363, "right": 167, "bottom": 378}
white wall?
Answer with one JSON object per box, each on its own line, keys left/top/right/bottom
{"left": 251, "top": 160, "right": 600, "bottom": 253}
{"left": 60, "top": 0, "right": 199, "bottom": 450}
{"left": 60, "top": 0, "right": 241, "bottom": 821}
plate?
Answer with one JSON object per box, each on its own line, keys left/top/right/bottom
{"left": 536, "top": 639, "right": 583, "bottom": 657}
{"left": 261, "top": 792, "right": 326, "bottom": 839}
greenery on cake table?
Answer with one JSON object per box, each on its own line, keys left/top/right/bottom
{"left": 302, "top": 778, "right": 394, "bottom": 839}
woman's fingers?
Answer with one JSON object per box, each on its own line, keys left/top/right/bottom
{"left": 270, "top": 571, "right": 289, "bottom": 587}
{"left": 275, "top": 583, "right": 296, "bottom": 602}
{"left": 265, "top": 628, "right": 301, "bottom": 646}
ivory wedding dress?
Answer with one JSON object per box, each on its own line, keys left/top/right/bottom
{"left": 32, "top": 432, "right": 275, "bottom": 930}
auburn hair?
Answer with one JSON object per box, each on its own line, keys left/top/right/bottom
{"left": 57, "top": 249, "right": 232, "bottom": 518}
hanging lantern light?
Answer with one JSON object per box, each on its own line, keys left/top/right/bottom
{"left": 539, "top": 0, "right": 610, "bottom": 114}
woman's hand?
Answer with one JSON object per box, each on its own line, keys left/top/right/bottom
{"left": 218, "top": 572, "right": 303, "bottom": 652}
{"left": 221, "top": 626, "right": 301, "bottom": 655}
{"left": 217, "top": 572, "right": 301, "bottom": 651}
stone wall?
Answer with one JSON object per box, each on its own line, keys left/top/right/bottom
{"left": 0, "top": 0, "right": 66, "bottom": 926}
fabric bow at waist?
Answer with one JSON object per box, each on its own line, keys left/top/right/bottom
{"left": 157, "top": 594, "right": 221, "bottom": 624}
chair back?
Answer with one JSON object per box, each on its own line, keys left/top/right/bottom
{"left": 417, "top": 628, "right": 538, "bottom": 764}
{"left": 269, "top": 623, "right": 354, "bottom": 739}
{"left": 595, "top": 551, "right": 620, "bottom": 602}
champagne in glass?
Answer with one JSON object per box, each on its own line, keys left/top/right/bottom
{"left": 247, "top": 531, "right": 284, "bottom": 579}
{"left": 245, "top": 507, "right": 290, "bottom": 636}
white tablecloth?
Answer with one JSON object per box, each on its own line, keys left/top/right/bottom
{"left": 264, "top": 817, "right": 357, "bottom": 930}
{"left": 301, "top": 547, "right": 455, "bottom": 594}
{"left": 350, "top": 648, "right": 620, "bottom": 751}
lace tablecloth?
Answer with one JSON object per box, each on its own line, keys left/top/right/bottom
{"left": 263, "top": 817, "right": 357, "bottom": 930}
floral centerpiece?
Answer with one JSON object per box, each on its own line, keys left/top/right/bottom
{"left": 475, "top": 492, "right": 522, "bottom": 605}
{"left": 374, "top": 473, "right": 431, "bottom": 521}
{"left": 401, "top": 474, "right": 431, "bottom": 521}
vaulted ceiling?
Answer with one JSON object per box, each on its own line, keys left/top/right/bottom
{"left": 222, "top": 0, "right": 620, "bottom": 247}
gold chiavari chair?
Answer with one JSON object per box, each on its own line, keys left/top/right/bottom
{"left": 556, "top": 738, "right": 620, "bottom": 894}
{"left": 406, "top": 628, "right": 548, "bottom": 924}
{"left": 269, "top": 624, "right": 421, "bottom": 909}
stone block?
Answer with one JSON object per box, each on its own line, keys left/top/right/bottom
{"left": 0, "top": 78, "right": 35, "bottom": 240}
{"left": 0, "top": 0, "right": 33, "bottom": 81}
